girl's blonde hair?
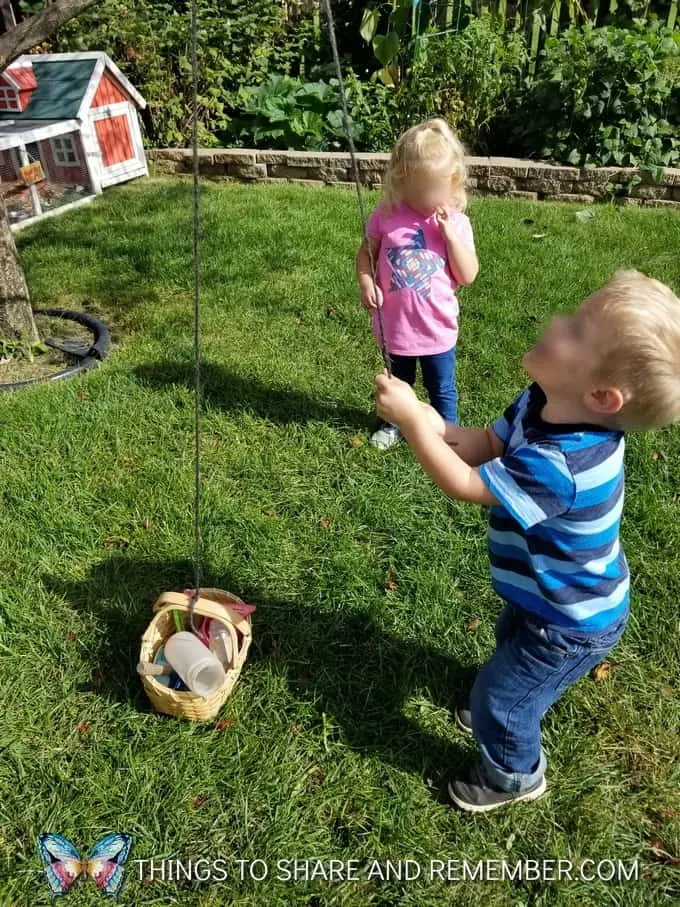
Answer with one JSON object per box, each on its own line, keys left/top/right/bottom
{"left": 383, "top": 118, "right": 467, "bottom": 211}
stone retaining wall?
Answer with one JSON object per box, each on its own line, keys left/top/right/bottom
{"left": 149, "top": 148, "right": 680, "bottom": 207}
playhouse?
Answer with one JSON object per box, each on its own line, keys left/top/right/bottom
{"left": 0, "top": 52, "right": 147, "bottom": 227}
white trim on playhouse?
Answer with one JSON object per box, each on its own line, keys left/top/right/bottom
{"left": 11, "top": 193, "right": 96, "bottom": 232}
{"left": 86, "top": 100, "right": 147, "bottom": 188}
{"left": 0, "top": 118, "right": 80, "bottom": 151}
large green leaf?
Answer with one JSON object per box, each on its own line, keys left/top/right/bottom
{"left": 373, "top": 31, "right": 401, "bottom": 67}
{"left": 360, "top": 7, "right": 379, "bottom": 43}
{"left": 377, "top": 64, "right": 399, "bottom": 87}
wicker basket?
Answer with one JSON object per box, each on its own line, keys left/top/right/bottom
{"left": 139, "top": 588, "right": 252, "bottom": 722}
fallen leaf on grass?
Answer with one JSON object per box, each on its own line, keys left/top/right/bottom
{"left": 465, "top": 616, "right": 482, "bottom": 632}
{"left": 292, "top": 724, "right": 303, "bottom": 736}
{"left": 215, "top": 718, "right": 235, "bottom": 731}
{"left": 651, "top": 450, "right": 666, "bottom": 461}
{"left": 142, "top": 518, "right": 153, "bottom": 530}
{"left": 262, "top": 508, "right": 277, "bottom": 518}
{"left": 326, "top": 306, "right": 337, "bottom": 318}
{"left": 319, "top": 518, "right": 332, "bottom": 530}
{"left": 349, "top": 435, "right": 364, "bottom": 448}
{"left": 590, "top": 661, "right": 612, "bottom": 682}
{"left": 648, "top": 838, "right": 680, "bottom": 865}
{"left": 65, "top": 631, "right": 76, "bottom": 643}
{"left": 77, "top": 721, "right": 91, "bottom": 735}
{"left": 384, "top": 570, "right": 398, "bottom": 592}
{"left": 191, "top": 794, "right": 208, "bottom": 809}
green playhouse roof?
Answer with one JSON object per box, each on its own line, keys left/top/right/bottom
{"left": 0, "top": 59, "right": 98, "bottom": 121}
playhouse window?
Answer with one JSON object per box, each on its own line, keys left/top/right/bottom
{"left": 51, "top": 135, "right": 80, "bottom": 166}
{"left": 0, "top": 86, "right": 20, "bottom": 111}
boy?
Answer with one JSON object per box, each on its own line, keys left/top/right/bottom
{"left": 374, "top": 269, "right": 680, "bottom": 813}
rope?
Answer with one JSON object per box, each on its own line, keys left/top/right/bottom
{"left": 189, "top": 0, "right": 202, "bottom": 636}
{"left": 184, "top": 3, "right": 394, "bottom": 637}
{"left": 319, "top": 0, "right": 392, "bottom": 377}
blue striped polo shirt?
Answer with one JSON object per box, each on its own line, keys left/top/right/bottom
{"left": 478, "top": 383, "right": 629, "bottom": 631}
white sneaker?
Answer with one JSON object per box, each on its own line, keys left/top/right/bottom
{"left": 369, "top": 422, "right": 402, "bottom": 449}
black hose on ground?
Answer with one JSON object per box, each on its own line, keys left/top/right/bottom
{"left": 0, "top": 309, "right": 111, "bottom": 392}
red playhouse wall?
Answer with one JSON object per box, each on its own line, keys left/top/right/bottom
{"left": 0, "top": 148, "right": 18, "bottom": 181}
{"left": 94, "top": 115, "right": 134, "bottom": 167}
{"left": 38, "top": 134, "right": 91, "bottom": 187}
{"left": 91, "top": 71, "right": 129, "bottom": 108}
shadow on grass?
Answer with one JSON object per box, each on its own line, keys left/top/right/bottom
{"left": 133, "top": 361, "right": 376, "bottom": 431}
{"left": 43, "top": 555, "right": 478, "bottom": 797}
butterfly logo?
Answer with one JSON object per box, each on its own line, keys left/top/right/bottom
{"left": 37, "top": 833, "right": 133, "bottom": 899}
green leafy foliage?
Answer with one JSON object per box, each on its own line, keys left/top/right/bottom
{"left": 230, "top": 72, "right": 396, "bottom": 151}
{"left": 509, "top": 23, "right": 680, "bottom": 169}
{"left": 231, "top": 76, "right": 347, "bottom": 150}
{"left": 47, "top": 1, "right": 680, "bottom": 170}
{"left": 400, "top": 15, "right": 528, "bottom": 151}
{"left": 52, "top": 0, "right": 319, "bottom": 147}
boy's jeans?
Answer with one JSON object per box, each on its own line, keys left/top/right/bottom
{"left": 470, "top": 602, "right": 630, "bottom": 793}
{"left": 389, "top": 347, "right": 457, "bottom": 423}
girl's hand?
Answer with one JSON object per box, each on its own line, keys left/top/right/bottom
{"left": 360, "top": 281, "right": 383, "bottom": 310}
{"left": 375, "top": 371, "right": 421, "bottom": 427}
{"left": 435, "top": 205, "right": 455, "bottom": 240}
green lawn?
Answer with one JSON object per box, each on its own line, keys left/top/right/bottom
{"left": 1, "top": 181, "right": 679, "bottom": 906}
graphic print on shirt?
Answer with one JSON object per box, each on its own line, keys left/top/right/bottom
{"left": 386, "top": 228, "right": 444, "bottom": 300}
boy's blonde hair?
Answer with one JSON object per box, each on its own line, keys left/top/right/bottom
{"left": 588, "top": 269, "right": 680, "bottom": 430}
{"left": 383, "top": 118, "right": 467, "bottom": 212}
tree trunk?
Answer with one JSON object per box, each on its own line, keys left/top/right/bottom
{"left": 0, "top": 193, "right": 39, "bottom": 344}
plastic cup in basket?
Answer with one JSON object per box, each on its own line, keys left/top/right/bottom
{"left": 139, "top": 588, "right": 254, "bottom": 722}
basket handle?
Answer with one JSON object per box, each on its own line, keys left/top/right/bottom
{"left": 153, "top": 591, "right": 249, "bottom": 631}
{"left": 153, "top": 591, "right": 251, "bottom": 670}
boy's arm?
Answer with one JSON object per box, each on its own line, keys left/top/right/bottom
{"left": 401, "top": 407, "right": 499, "bottom": 505}
{"left": 420, "top": 403, "right": 505, "bottom": 466}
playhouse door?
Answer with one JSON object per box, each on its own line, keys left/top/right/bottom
{"left": 91, "top": 102, "right": 147, "bottom": 188}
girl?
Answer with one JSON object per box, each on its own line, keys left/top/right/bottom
{"left": 356, "top": 118, "right": 479, "bottom": 449}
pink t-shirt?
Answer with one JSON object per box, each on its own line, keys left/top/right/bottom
{"left": 366, "top": 202, "right": 475, "bottom": 356}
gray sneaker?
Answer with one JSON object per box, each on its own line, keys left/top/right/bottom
{"left": 454, "top": 697, "right": 473, "bottom": 736}
{"left": 447, "top": 762, "right": 547, "bottom": 813}
{"left": 369, "top": 422, "right": 402, "bottom": 450}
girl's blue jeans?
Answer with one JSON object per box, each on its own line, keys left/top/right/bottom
{"left": 470, "top": 602, "right": 630, "bottom": 793}
{"left": 389, "top": 347, "right": 458, "bottom": 424}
